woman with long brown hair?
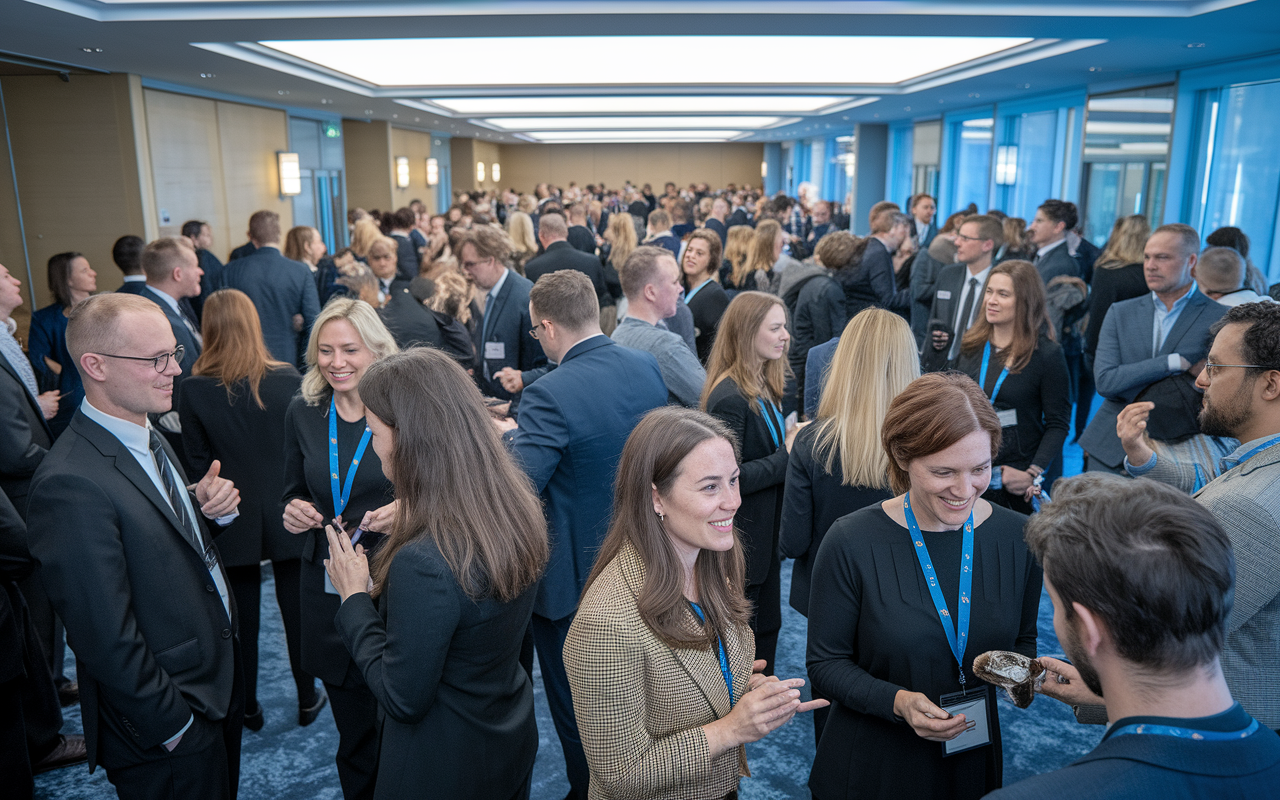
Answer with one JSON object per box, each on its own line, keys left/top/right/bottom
{"left": 954, "top": 260, "right": 1070, "bottom": 513}
{"left": 565, "top": 407, "right": 825, "bottom": 800}
{"left": 700, "top": 290, "right": 797, "bottom": 674}
{"left": 728, "top": 219, "right": 784, "bottom": 293}
{"left": 323, "top": 348, "right": 547, "bottom": 800}
{"left": 177, "top": 288, "right": 317, "bottom": 732}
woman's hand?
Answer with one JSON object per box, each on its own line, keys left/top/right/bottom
{"left": 284, "top": 498, "right": 324, "bottom": 534}
{"left": 324, "top": 524, "right": 370, "bottom": 601}
{"left": 1036, "top": 656, "right": 1104, "bottom": 707}
{"left": 784, "top": 420, "right": 809, "bottom": 454}
{"left": 1001, "top": 466, "right": 1035, "bottom": 496}
{"left": 360, "top": 500, "right": 398, "bottom": 534}
{"left": 704, "top": 676, "right": 828, "bottom": 758}
{"left": 37, "top": 390, "right": 60, "bottom": 420}
{"left": 894, "top": 690, "right": 971, "bottom": 742}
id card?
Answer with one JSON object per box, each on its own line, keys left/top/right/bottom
{"left": 997, "top": 408, "right": 1018, "bottom": 428}
{"left": 323, "top": 570, "right": 340, "bottom": 596}
{"left": 936, "top": 290, "right": 952, "bottom": 300}
{"left": 939, "top": 686, "right": 992, "bottom": 756}
{"left": 484, "top": 341, "right": 506, "bottom": 360}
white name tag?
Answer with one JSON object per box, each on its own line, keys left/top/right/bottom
{"left": 484, "top": 341, "right": 506, "bottom": 360}
{"left": 323, "top": 570, "right": 339, "bottom": 596}
{"left": 997, "top": 408, "right": 1018, "bottom": 428}
{"left": 940, "top": 688, "right": 993, "bottom": 756}
{"left": 936, "top": 290, "right": 952, "bottom": 300}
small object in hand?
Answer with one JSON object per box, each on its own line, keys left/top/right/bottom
{"left": 972, "top": 650, "right": 1044, "bottom": 709}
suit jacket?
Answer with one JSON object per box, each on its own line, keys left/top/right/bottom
{"left": 228, "top": 242, "right": 256, "bottom": 262}
{"left": 1033, "top": 242, "right": 1081, "bottom": 284}
{"left": 191, "top": 249, "right": 225, "bottom": 322}
{"left": 391, "top": 233, "right": 419, "bottom": 283}
{"left": 567, "top": 225, "right": 597, "bottom": 255}
{"left": 705, "top": 217, "right": 728, "bottom": 247}
{"left": 473, "top": 269, "right": 546, "bottom": 400}
{"left": 27, "top": 303, "right": 82, "bottom": 437}
{"left": 726, "top": 209, "right": 754, "bottom": 228}
{"left": 590, "top": 211, "right": 610, "bottom": 238}
{"left": 335, "top": 537, "right": 538, "bottom": 800}
{"left": 565, "top": 544, "right": 751, "bottom": 800}
{"left": 214, "top": 245, "right": 321, "bottom": 367}
{"left": 138, "top": 286, "right": 201, "bottom": 384}
{"left": 27, "top": 411, "right": 237, "bottom": 768}
{"left": 840, "top": 237, "right": 910, "bottom": 318}
{"left": 115, "top": 279, "right": 147, "bottom": 295}
{"left": 509, "top": 336, "right": 666, "bottom": 620}
{"left": 923, "top": 262, "right": 990, "bottom": 370}
{"left": 1079, "top": 288, "right": 1227, "bottom": 468}
{"left": 378, "top": 281, "right": 446, "bottom": 352}
{"left": 524, "top": 241, "right": 610, "bottom": 306}
{"left": 0, "top": 350, "right": 53, "bottom": 516}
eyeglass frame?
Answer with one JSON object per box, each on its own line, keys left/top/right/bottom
{"left": 1202, "top": 361, "right": 1277, "bottom": 380}
{"left": 94, "top": 345, "right": 185, "bottom": 373}
{"left": 529, "top": 322, "right": 546, "bottom": 340}
{"left": 953, "top": 232, "right": 989, "bottom": 243}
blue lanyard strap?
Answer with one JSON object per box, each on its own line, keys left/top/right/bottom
{"left": 903, "top": 492, "right": 975, "bottom": 688}
{"left": 329, "top": 397, "right": 373, "bottom": 518}
{"left": 689, "top": 602, "right": 735, "bottom": 708}
{"left": 757, "top": 397, "right": 783, "bottom": 449}
{"left": 1223, "top": 435, "right": 1280, "bottom": 472}
{"left": 979, "top": 341, "right": 1010, "bottom": 405}
{"left": 684, "top": 279, "right": 713, "bottom": 304}
{"left": 1110, "top": 718, "right": 1259, "bottom": 742}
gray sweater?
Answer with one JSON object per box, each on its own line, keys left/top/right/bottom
{"left": 611, "top": 316, "right": 706, "bottom": 407}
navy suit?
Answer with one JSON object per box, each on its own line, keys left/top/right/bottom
{"left": 214, "top": 246, "right": 320, "bottom": 368}
{"left": 228, "top": 242, "right": 256, "bottom": 262}
{"left": 473, "top": 269, "right": 546, "bottom": 401}
{"left": 192, "top": 249, "right": 225, "bottom": 322}
{"left": 138, "top": 286, "right": 201, "bottom": 385}
{"left": 524, "top": 241, "right": 609, "bottom": 308}
{"left": 1033, "top": 241, "right": 1081, "bottom": 283}
{"left": 115, "top": 279, "right": 147, "bottom": 296}
{"left": 508, "top": 335, "right": 666, "bottom": 799}
{"left": 705, "top": 217, "right": 728, "bottom": 247}
{"left": 0, "top": 351, "right": 53, "bottom": 515}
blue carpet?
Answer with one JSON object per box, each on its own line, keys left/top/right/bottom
{"left": 35, "top": 408, "right": 1101, "bottom": 799}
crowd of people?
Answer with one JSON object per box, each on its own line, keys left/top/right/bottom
{"left": 1, "top": 172, "right": 1279, "bottom": 800}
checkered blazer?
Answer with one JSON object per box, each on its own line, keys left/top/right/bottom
{"left": 565, "top": 544, "right": 753, "bottom": 800}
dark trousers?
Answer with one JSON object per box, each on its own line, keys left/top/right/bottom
{"left": 1070, "top": 352, "right": 1095, "bottom": 440}
{"left": 2, "top": 583, "right": 65, "bottom": 800}
{"left": 17, "top": 574, "right": 66, "bottom": 684}
{"left": 226, "top": 560, "right": 314, "bottom": 710}
{"left": 325, "top": 658, "right": 379, "bottom": 800}
{"left": 531, "top": 611, "right": 589, "bottom": 800}
{"left": 745, "top": 555, "right": 782, "bottom": 676}
{"left": 99, "top": 640, "right": 244, "bottom": 800}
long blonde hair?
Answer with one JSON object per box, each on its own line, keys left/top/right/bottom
{"left": 299, "top": 298, "right": 400, "bottom": 405}
{"left": 606, "top": 212, "right": 637, "bottom": 269}
{"left": 738, "top": 219, "right": 781, "bottom": 287}
{"left": 814, "top": 310, "right": 920, "bottom": 488}
{"left": 700, "top": 291, "right": 790, "bottom": 411}
{"left": 349, "top": 219, "right": 383, "bottom": 259}
{"left": 1095, "top": 215, "right": 1151, "bottom": 270}
{"left": 506, "top": 211, "right": 537, "bottom": 256}
{"left": 723, "top": 225, "right": 754, "bottom": 285}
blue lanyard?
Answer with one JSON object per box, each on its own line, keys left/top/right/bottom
{"left": 685, "top": 279, "right": 713, "bottom": 304}
{"left": 903, "top": 491, "right": 975, "bottom": 689}
{"left": 1223, "top": 435, "right": 1280, "bottom": 472}
{"left": 329, "top": 397, "right": 373, "bottom": 519}
{"left": 978, "top": 342, "right": 1010, "bottom": 405}
{"left": 689, "top": 601, "right": 735, "bottom": 708}
{"left": 1110, "top": 717, "right": 1259, "bottom": 742}
{"left": 757, "top": 398, "right": 783, "bottom": 449}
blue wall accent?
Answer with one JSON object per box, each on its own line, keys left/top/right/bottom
{"left": 851, "top": 124, "right": 888, "bottom": 235}
{"left": 431, "top": 133, "right": 452, "bottom": 211}
{"left": 763, "top": 142, "right": 782, "bottom": 195}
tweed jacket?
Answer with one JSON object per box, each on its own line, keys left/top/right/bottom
{"left": 565, "top": 544, "right": 753, "bottom": 800}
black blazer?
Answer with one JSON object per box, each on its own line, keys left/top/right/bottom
{"left": 567, "top": 225, "right": 597, "bottom": 254}
{"left": 1084, "top": 263, "right": 1147, "bottom": 359}
{"left": 0, "top": 352, "right": 52, "bottom": 516}
{"left": 923, "top": 262, "right": 990, "bottom": 371}
{"left": 705, "top": 377, "right": 787, "bottom": 587}
{"left": 215, "top": 246, "right": 321, "bottom": 368}
{"left": 335, "top": 537, "right": 538, "bottom": 800}
{"left": 840, "top": 237, "right": 910, "bottom": 318}
{"left": 378, "top": 282, "right": 446, "bottom": 351}
{"left": 0, "top": 488, "right": 33, "bottom": 685}
{"left": 229, "top": 242, "right": 257, "bottom": 262}
{"left": 115, "top": 280, "right": 147, "bottom": 296}
{"left": 138, "top": 286, "right": 202, "bottom": 384}
{"left": 525, "top": 241, "right": 610, "bottom": 306}
{"left": 178, "top": 366, "right": 304, "bottom": 567}
{"left": 778, "top": 423, "right": 891, "bottom": 616}
{"left": 727, "top": 209, "right": 754, "bottom": 228}
{"left": 27, "top": 411, "right": 237, "bottom": 768}
{"left": 473, "top": 269, "right": 545, "bottom": 401}
{"left": 192, "top": 249, "right": 225, "bottom": 322}
{"left": 391, "top": 234, "right": 419, "bottom": 283}
{"left": 686, "top": 280, "right": 730, "bottom": 363}
{"left": 705, "top": 217, "right": 728, "bottom": 247}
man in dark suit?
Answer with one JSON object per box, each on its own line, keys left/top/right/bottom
{"left": 705, "top": 196, "right": 730, "bottom": 247}
{"left": 459, "top": 226, "right": 545, "bottom": 402}
{"left": 387, "top": 207, "right": 420, "bottom": 283}
{"left": 215, "top": 210, "right": 320, "bottom": 369}
{"left": 565, "top": 203, "right": 597, "bottom": 255}
{"left": 924, "top": 215, "right": 1003, "bottom": 367}
{"left": 908, "top": 194, "right": 938, "bottom": 249}
{"left": 27, "top": 293, "right": 244, "bottom": 799}
{"left": 525, "top": 213, "right": 610, "bottom": 313}
{"left": 112, "top": 235, "right": 148, "bottom": 296}
{"left": 181, "top": 221, "right": 225, "bottom": 322}
{"left": 727, "top": 193, "right": 755, "bottom": 228}
{"left": 1079, "top": 224, "right": 1227, "bottom": 472}
{"left": 138, "top": 238, "right": 203, "bottom": 385}
{"left": 497, "top": 270, "right": 666, "bottom": 800}
{"left": 1027, "top": 199, "right": 1083, "bottom": 284}
{"left": 587, "top": 202, "right": 609, "bottom": 238}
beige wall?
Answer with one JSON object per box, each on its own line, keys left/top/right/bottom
{"left": 450, "top": 138, "right": 475, "bottom": 193}
{"left": 0, "top": 86, "right": 28, "bottom": 332}
{"left": 343, "top": 119, "right": 393, "bottom": 213}
{"left": 496, "top": 142, "right": 765, "bottom": 193}
{"left": 389, "top": 126, "right": 435, "bottom": 213}
{"left": 474, "top": 140, "right": 501, "bottom": 194}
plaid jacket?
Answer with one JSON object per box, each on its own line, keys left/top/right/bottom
{"left": 565, "top": 544, "right": 752, "bottom": 799}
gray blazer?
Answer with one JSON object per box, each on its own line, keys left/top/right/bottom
{"left": 1078, "top": 289, "right": 1227, "bottom": 467}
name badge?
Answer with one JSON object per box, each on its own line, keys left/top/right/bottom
{"left": 323, "top": 570, "right": 340, "bottom": 596}
{"left": 484, "top": 341, "right": 506, "bottom": 360}
{"left": 939, "top": 686, "right": 993, "bottom": 756}
{"left": 936, "top": 290, "right": 952, "bottom": 300}
{"left": 997, "top": 408, "right": 1018, "bottom": 428}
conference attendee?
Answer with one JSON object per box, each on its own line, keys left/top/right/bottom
{"left": 1116, "top": 301, "right": 1280, "bottom": 730}
{"left": 998, "top": 216, "right": 1036, "bottom": 263}
{"left": 139, "top": 237, "right": 204, "bottom": 384}
{"left": 925, "top": 215, "right": 1002, "bottom": 367}
{"left": 681, "top": 229, "right": 729, "bottom": 363}
{"left": 806, "top": 371, "right": 1042, "bottom": 800}
{"left": 112, "top": 235, "right": 147, "bottom": 295}
{"left": 215, "top": 210, "right": 321, "bottom": 369}
{"left": 178, "top": 289, "right": 318, "bottom": 734}
{"left": 600, "top": 211, "right": 637, "bottom": 283}
{"left": 727, "top": 219, "right": 783, "bottom": 293}
{"left": 506, "top": 211, "right": 538, "bottom": 275}
{"left": 459, "top": 226, "right": 545, "bottom": 402}
{"left": 1084, "top": 215, "right": 1151, "bottom": 363}
{"left": 29, "top": 251, "right": 96, "bottom": 437}
{"left": 727, "top": 194, "right": 754, "bottom": 228}
{"left": 566, "top": 203, "right": 596, "bottom": 254}
{"left": 1194, "top": 246, "right": 1274, "bottom": 307}
{"left": 501, "top": 270, "right": 667, "bottom": 800}
{"left": 670, "top": 198, "right": 695, "bottom": 241}
{"left": 524, "top": 213, "right": 611, "bottom": 315}
{"left": 281, "top": 298, "right": 398, "bottom": 800}
{"left": 182, "top": 220, "right": 225, "bottom": 320}
{"left": 1206, "top": 225, "right": 1269, "bottom": 296}
{"left": 613, "top": 246, "right": 706, "bottom": 407}
{"left": 805, "top": 201, "right": 835, "bottom": 248}
{"left": 701, "top": 291, "right": 796, "bottom": 674}
{"left": 565, "top": 407, "right": 827, "bottom": 800}
{"left": 643, "top": 209, "right": 682, "bottom": 259}
{"left": 1027, "top": 199, "right": 1083, "bottom": 283}
{"left": 324, "top": 348, "right": 547, "bottom": 800}
{"left": 27, "top": 293, "right": 244, "bottom": 799}
{"left": 344, "top": 258, "right": 473, "bottom": 368}
{"left": 786, "top": 230, "right": 854, "bottom": 416}
{"left": 1079, "top": 224, "right": 1227, "bottom": 473}
{"left": 909, "top": 194, "right": 939, "bottom": 249}
{"left": 953, "top": 260, "right": 1070, "bottom": 513}
{"left": 840, "top": 209, "right": 912, "bottom": 319}
{"left": 908, "top": 213, "right": 965, "bottom": 347}
{"left": 990, "top": 474, "right": 1280, "bottom": 798}
{"left": 587, "top": 200, "right": 610, "bottom": 239}
{"left": 284, "top": 225, "right": 328, "bottom": 273}
{"left": 386, "top": 208, "right": 420, "bottom": 282}
{"left": 705, "top": 196, "right": 730, "bottom": 247}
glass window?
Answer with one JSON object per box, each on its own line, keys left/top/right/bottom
{"left": 912, "top": 120, "right": 941, "bottom": 200}
{"left": 950, "top": 118, "right": 993, "bottom": 214}
{"left": 1006, "top": 110, "right": 1058, "bottom": 221}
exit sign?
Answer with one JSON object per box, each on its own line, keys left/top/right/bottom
{"left": 323, "top": 122, "right": 341, "bottom": 139}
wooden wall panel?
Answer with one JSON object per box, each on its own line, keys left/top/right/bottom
{"left": 143, "top": 90, "right": 227, "bottom": 253}
{"left": 343, "top": 119, "right": 393, "bottom": 212}
{"left": 389, "top": 126, "right": 434, "bottom": 212}
{"left": 496, "top": 142, "right": 764, "bottom": 194}
{"left": 216, "top": 100, "right": 292, "bottom": 250}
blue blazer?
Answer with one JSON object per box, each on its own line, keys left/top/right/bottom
{"left": 138, "top": 286, "right": 202, "bottom": 384}
{"left": 509, "top": 336, "right": 666, "bottom": 620}
{"left": 26, "top": 303, "right": 82, "bottom": 438}
{"left": 474, "top": 269, "right": 545, "bottom": 401}
{"left": 1079, "top": 287, "right": 1227, "bottom": 468}
{"left": 214, "top": 246, "right": 320, "bottom": 368}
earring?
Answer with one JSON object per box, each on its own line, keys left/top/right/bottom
{"left": 657, "top": 511, "right": 665, "bottom": 521}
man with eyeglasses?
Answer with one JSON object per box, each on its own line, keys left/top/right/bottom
{"left": 26, "top": 293, "right": 245, "bottom": 799}
{"left": 924, "top": 214, "right": 1002, "bottom": 366}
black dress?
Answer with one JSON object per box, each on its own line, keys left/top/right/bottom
{"left": 807, "top": 503, "right": 1042, "bottom": 800}
{"left": 685, "top": 279, "right": 730, "bottom": 363}
{"left": 1084, "top": 263, "right": 1147, "bottom": 360}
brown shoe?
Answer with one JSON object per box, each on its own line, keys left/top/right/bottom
{"left": 34, "top": 734, "right": 88, "bottom": 774}
{"left": 57, "top": 681, "right": 79, "bottom": 708}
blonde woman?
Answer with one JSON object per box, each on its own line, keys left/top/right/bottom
{"left": 729, "top": 219, "right": 784, "bottom": 293}
{"left": 722, "top": 225, "right": 754, "bottom": 289}
{"left": 350, "top": 218, "right": 383, "bottom": 261}
{"left": 506, "top": 211, "right": 537, "bottom": 275}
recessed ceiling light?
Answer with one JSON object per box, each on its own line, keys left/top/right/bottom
{"left": 200, "top": 73, "right": 215, "bottom": 78}
{"left": 528, "top": 129, "right": 745, "bottom": 143}
{"left": 320, "top": 98, "right": 333, "bottom": 104}
{"left": 81, "top": 47, "right": 103, "bottom": 53}
{"left": 278, "top": 90, "right": 290, "bottom": 95}
{"left": 429, "top": 95, "right": 853, "bottom": 115}
{"left": 481, "top": 115, "right": 787, "bottom": 131}
{"left": 364, "top": 109, "right": 374, "bottom": 115}
{"left": 1187, "top": 42, "right": 1206, "bottom": 48}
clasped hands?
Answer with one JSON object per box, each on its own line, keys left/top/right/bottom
{"left": 283, "top": 498, "right": 398, "bottom": 535}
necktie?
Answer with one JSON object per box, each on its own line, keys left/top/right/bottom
{"left": 149, "top": 428, "right": 215, "bottom": 569}
{"left": 178, "top": 305, "right": 202, "bottom": 348}
{"left": 951, "top": 277, "right": 980, "bottom": 359}
{"left": 0, "top": 327, "right": 40, "bottom": 398}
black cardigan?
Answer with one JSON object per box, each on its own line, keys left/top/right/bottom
{"left": 686, "top": 280, "right": 730, "bottom": 364}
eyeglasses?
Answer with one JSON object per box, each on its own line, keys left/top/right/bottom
{"left": 96, "top": 345, "right": 185, "bottom": 373}
{"left": 529, "top": 322, "right": 545, "bottom": 340}
{"left": 1203, "top": 361, "right": 1274, "bottom": 380}
{"left": 954, "top": 233, "right": 985, "bottom": 242}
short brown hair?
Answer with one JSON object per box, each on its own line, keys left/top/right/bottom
{"left": 529, "top": 270, "right": 599, "bottom": 332}
{"left": 248, "top": 210, "right": 281, "bottom": 244}
{"left": 1152, "top": 222, "right": 1200, "bottom": 258}
{"left": 880, "top": 372, "right": 1002, "bottom": 494}
{"left": 457, "top": 224, "right": 513, "bottom": 264}
{"left": 813, "top": 230, "right": 860, "bottom": 270}
{"left": 960, "top": 214, "right": 1005, "bottom": 250}
{"left": 647, "top": 209, "right": 671, "bottom": 231}
{"left": 620, "top": 245, "right": 676, "bottom": 300}
{"left": 66, "top": 292, "right": 167, "bottom": 369}
{"left": 868, "top": 200, "right": 900, "bottom": 228}
{"left": 140, "top": 237, "right": 194, "bottom": 284}
{"left": 284, "top": 226, "right": 318, "bottom": 262}
{"left": 871, "top": 210, "right": 911, "bottom": 235}
{"left": 538, "top": 213, "right": 568, "bottom": 240}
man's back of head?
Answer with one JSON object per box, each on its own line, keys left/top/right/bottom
{"left": 529, "top": 270, "right": 600, "bottom": 360}
{"left": 647, "top": 209, "right": 671, "bottom": 233}
{"left": 112, "top": 235, "right": 145, "bottom": 277}
{"left": 568, "top": 204, "right": 587, "bottom": 225}
{"left": 248, "top": 210, "right": 281, "bottom": 247}
{"left": 1196, "top": 247, "right": 1247, "bottom": 296}
{"left": 618, "top": 245, "right": 673, "bottom": 304}
{"left": 538, "top": 212, "right": 569, "bottom": 244}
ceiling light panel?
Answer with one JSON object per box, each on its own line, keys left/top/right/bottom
{"left": 260, "top": 36, "right": 1032, "bottom": 87}
{"left": 483, "top": 116, "right": 785, "bottom": 130}
{"left": 433, "top": 96, "right": 850, "bottom": 115}
{"left": 528, "top": 130, "right": 745, "bottom": 142}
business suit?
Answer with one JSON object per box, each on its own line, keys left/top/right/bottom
{"left": 567, "top": 225, "right": 597, "bottom": 254}
{"left": 923, "top": 262, "right": 990, "bottom": 371}
{"left": 390, "top": 234, "right": 418, "bottom": 283}
{"left": 840, "top": 237, "right": 910, "bottom": 318}
{"left": 27, "top": 410, "right": 242, "bottom": 798}
{"left": 705, "top": 217, "right": 728, "bottom": 247}
{"left": 565, "top": 544, "right": 752, "bottom": 800}
{"left": 215, "top": 246, "right": 320, "bottom": 368}
{"left": 590, "top": 211, "right": 610, "bottom": 238}
{"left": 27, "top": 303, "right": 82, "bottom": 437}
{"left": 192, "top": 250, "right": 225, "bottom": 322}
{"left": 1033, "top": 241, "right": 1081, "bottom": 284}
{"left": 1079, "top": 287, "right": 1227, "bottom": 469}
{"left": 228, "top": 242, "right": 255, "bottom": 262}
{"left": 116, "top": 278, "right": 148, "bottom": 296}
{"left": 705, "top": 377, "right": 788, "bottom": 673}
{"left": 509, "top": 335, "right": 667, "bottom": 799}
{"left": 335, "top": 537, "right": 538, "bottom": 800}
{"left": 139, "top": 286, "right": 201, "bottom": 384}
{"left": 473, "top": 269, "right": 545, "bottom": 401}
{"left": 524, "top": 241, "right": 610, "bottom": 307}
{"left": 727, "top": 208, "right": 754, "bottom": 228}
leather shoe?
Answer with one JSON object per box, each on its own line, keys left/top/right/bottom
{"left": 34, "top": 734, "right": 87, "bottom": 774}
{"left": 243, "top": 703, "right": 264, "bottom": 732}
{"left": 298, "top": 686, "right": 328, "bottom": 727}
{"left": 57, "top": 681, "right": 79, "bottom": 708}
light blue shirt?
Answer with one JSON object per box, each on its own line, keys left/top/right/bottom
{"left": 1152, "top": 282, "right": 1198, "bottom": 371}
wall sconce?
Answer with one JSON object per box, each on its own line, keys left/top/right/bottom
{"left": 995, "top": 145, "right": 1018, "bottom": 186}
{"left": 277, "top": 152, "right": 301, "bottom": 196}
{"left": 395, "top": 156, "right": 410, "bottom": 189}
{"left": 492, "top": 162, "right": 501, "bottom": 182}
{"left": 426, "top": 157, "right": 439, "bottom": 186}
{"left": 476, "top": 161, "right": 486, "bottom": 183}
{"left": 760, "top": 160, "right": 768, "bottom": 178}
